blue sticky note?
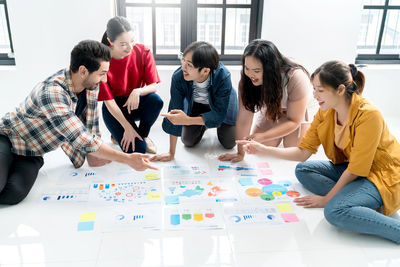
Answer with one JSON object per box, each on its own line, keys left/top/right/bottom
{"left": 165, "top": 195, "right": 180, "bottom": 205}
{"left": 170, "top": 214, "right": 180, "bottom": 225}
{"left": 77, "top": 221, "right": 95, "bottom": 231}
{"left": 238, "top": 178, "right": 254, "bottom": 186}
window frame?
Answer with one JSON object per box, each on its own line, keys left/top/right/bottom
{"left": 356, "top": 0, "right": 400, "bottom": 64}
{"left": 117, "top": 0, "right": 263, "bottom": 65}
{"left": 0, "top": 0, "right": 15, "bottom": 65}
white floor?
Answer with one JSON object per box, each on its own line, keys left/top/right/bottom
{"left": 1, "top": 118, "right": 400, "bottom": 267}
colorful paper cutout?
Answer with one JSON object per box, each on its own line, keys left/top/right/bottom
{"left": 276, "top": 203, "right": 293, "bottom": 212}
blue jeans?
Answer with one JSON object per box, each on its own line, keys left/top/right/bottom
{"left": 295, "top": 160, "right": 400, "bottom": 244}
{"left": 102, "top": 93, "right": 163, "bottom": 154}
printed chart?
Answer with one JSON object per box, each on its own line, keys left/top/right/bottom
{"left": 164, "top": 178, "right": 238, "bottom": 205}
{"left": 164, "top": 206, "right": 224, "bottom": 230}
{"left": 88, "top": 180, "right": 161, "bottom": 205}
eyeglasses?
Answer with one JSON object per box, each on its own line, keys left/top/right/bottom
{"left": 178, "top": 52, "right": 195, "bottom": 71}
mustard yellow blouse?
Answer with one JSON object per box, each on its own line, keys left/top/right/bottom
{"left": 299, "top": 93, "right": 400, "bottom": 216}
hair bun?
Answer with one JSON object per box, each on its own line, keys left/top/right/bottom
{"left": 349, "top": 64, "right": 358, "bottom": 78}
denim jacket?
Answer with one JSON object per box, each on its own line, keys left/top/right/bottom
{"left": 162, "top": 62, "right": 238, "bottom": 136}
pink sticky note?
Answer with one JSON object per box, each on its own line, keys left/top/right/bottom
{"left": 281, "top": 213, "right": 299, "bottom": 223}
{"left": 257, "top": 162, "right": 270, "bottom": 169}
{"left": 260, "top": 169, "right": 273, "bottom": 175}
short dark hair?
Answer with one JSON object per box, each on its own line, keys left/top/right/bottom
{"left": 101, "top": 16, "right": 132, "bottom": 46}
{"left": 183, "top": 41, "right": 219, "bottom": 71}
{"left": 70, "top": 40, "right": 111, "bottom": 73}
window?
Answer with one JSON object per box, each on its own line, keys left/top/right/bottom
{"left": 356, "top": 0, "right": 400, "bottom": 64}
{"left": 117, "top": 0, "right": 263, "bottom": 64}
{"left": 0, "top": 0, "right": 14, "bottom": 65}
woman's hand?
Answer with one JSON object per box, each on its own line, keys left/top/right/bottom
{"left": 123, "top": 89, "right": 141, "bottom": 114}
{"left": 235, "top": 139, "right": 267, "bottom": 155}
{"left": 150, "top": 152, "right": 175, "bottom": 162}
{"left": 218, "top": 152, "right": 245, "bottom": 163}
{"left": 294, "top": 195, "right": 328, "bottom": 208}
{"left": 244, "top": 132, "right": 264, "bottom": 143}
{"left": 121, "top": 126, "right": 143, "bottom": 152}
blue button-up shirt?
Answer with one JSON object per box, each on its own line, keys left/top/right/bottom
{"left": 162, "top": 62, "right": 238, "bottom": 136}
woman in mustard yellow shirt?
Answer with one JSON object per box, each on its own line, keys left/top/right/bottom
{"left": 237, "top": 60, "right": 400, "bottom": 243}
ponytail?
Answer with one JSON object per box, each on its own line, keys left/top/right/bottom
{"left": 348, "top": 64, "right": 365, "bottom": 96}
{"left": 101, "top": 31, "right": 110, "bottom": 46}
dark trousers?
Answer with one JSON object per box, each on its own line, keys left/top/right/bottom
{"left": 0, "top": 135, "right": 44, "bottom": 205}
{"left": 102, "top": 93, "right": 163, "bottom": 153}
{"left": 181, "top": 102, "right": 236, "bottom": 149}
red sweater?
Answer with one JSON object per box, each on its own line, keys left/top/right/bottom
{"left": 98, "top": 44, "right": 160, "bottom": 101}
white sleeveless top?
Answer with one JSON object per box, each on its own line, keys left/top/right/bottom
{"left": 255, "top": 68, "right": 319, "bottom": 124}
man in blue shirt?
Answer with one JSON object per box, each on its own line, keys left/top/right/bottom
{"left": 151, "top": 41, "right": 238, "bottom": 162}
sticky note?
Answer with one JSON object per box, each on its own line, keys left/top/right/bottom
{"left": 260, "top": 169, "right": 273, "bottom": 175}
{"left": 276, "top": 203, "right": 293, "bottom": 212}
{"left": 77, "top": 221, "right": 95, "bottom": 231}
{"left": 257, "top": 162, "right": 270, "bottom": 169}
{"left": 147, "top": 192, "right": 161, "bottom": 200}
{"left": 145, "top": 173, "right": 159, "bottom": 180}
{"left": 238, "top": 178, "right": 254, "bottom": 186}
{"left": 80, "top": 212, "right": 96, "bottom": 222}
{"left": 281, "top": 213, "right": 299, "bottom": 223}
{"left": 165, "top": 195, "right": 180, "bottom": 205}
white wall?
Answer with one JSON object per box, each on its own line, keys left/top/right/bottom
{"left": 261, "top": 0, "right": 363, "bottom": 72}
{"left": 260, "top": 0, "right": 400, "bottom": 117}
{"left": 1, "top": 0, "right": 399, "bottom": 118}
{"left": 0, "top": 0, "right": 114, "bottom": 113}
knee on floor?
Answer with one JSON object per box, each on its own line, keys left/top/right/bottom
{"left": 181, "top": 136, "right": 198, "bottom": 148}
{"left": 294, "top": 162, "right": 310, "bottom": 184}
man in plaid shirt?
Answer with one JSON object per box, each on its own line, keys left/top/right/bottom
{"left": 0, "top": 40, "right": 157, "bottom": 205}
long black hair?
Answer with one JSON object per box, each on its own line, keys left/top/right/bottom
{"left": 240, "top": 39, "right": 308, "bottom": 121}
{"left": 101, "top": 16, "right": 132, "bottom": 46}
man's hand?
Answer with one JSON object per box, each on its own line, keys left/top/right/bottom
{"left": 87, "top": 154, "right": 111, "bottom": 167}
{"left": 126, "top": 153, "right": 158, "bottom": 171}
{"left": 161, "top": 110, "right": 190, "bottom": 125}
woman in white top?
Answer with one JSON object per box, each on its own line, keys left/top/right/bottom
{"left": 219, "top": 39, "right": 318, "bottom": 162}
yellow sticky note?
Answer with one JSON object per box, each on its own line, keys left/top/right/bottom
{"left": 147, "top": 192, "right": 161, "bottom": 200}
{"left": 276, "top": 203, "right": 293, "bottom": 212}
{"left": 80, "top": 212, "right": 96, "bottom": 222}
{"left": 145, "top": 173, "right": 159, "bottom": 180}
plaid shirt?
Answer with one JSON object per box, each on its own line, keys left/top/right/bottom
{"left": 0, "top": 69, "right": 102, "bottom": 168}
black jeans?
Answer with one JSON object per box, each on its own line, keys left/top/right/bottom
{"left": 0, "top": 135, "right": 44, "bottom": 205}
{"left": 102, "top": 93, "right": 163, "bottom": 153}
{"left": 181, "top": 102, "right": 236, "bottom": 149}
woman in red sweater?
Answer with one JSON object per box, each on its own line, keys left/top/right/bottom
{"left": 99, "top": 16, "right": 163, "bottom": 154}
